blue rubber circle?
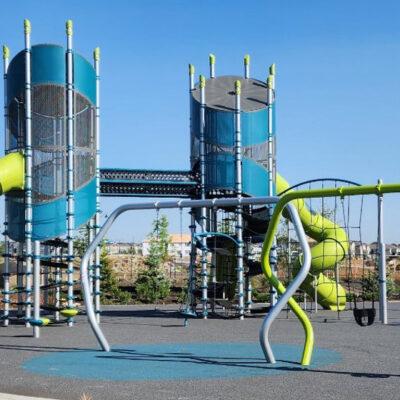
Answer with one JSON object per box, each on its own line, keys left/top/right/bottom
{"left": 23, "top": 342, "right": 341, "bottom": 381}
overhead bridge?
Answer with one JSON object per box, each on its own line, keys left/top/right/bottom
{"left": 100, "top": 168, "right": 198, "bottom": 198}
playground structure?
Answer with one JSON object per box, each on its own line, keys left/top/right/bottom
{"left": 1, "top": 20, "right": 400, "bottom": 367}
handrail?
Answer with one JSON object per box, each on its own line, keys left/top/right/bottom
{"left": 81, "top": 196, "right": 280, "bottom": 351}
{"left": 194, "top": 231, "right": 240, "bottom": 247}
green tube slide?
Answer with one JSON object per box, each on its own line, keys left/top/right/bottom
{"left": 276, "top": 174, "right": 347, "bottom": 311}
{"left": 0, "top": 152, "right": 25, "bottom": 194}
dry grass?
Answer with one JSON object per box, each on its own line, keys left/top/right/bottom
{"left": 79, "top": 394, "right": 93, "bottom": 400}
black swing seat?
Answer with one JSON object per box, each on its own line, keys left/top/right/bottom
{"left": 353, "top": 308, "right": 376, "bottom": 326}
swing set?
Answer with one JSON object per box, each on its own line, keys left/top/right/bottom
{"left": 276, "top": 178, "right": 380, "bottom": 326}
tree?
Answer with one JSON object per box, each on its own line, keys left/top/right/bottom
{"left": 135, "top": 268, "right": 171, "bottom": 303}
{"left": 145, "top": 215, "right": 171, "bottom": 268}
{"left": 135, "top": 214, "right": 171, "bottom": 302}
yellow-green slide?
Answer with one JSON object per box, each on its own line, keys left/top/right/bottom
{"left": 0, "top": 152, "right": 24, "bottom": 194}
{"left": 277, "top": 174, "right": 347, "bottom": 311}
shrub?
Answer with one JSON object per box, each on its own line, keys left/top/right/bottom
{"left": 100, "top": 246, "right": 131, "bottom": 304}
{"left": 252, "top": 288, "right": 269, "bottom": 303}
{"left": 135, "top": 268, "right": 170, "bottom": 303}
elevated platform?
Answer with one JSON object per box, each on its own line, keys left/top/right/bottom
{"left": 100, "top": 168, "right": 198, "bottom": 198}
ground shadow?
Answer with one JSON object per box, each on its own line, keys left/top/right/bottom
{"left": 94, "top": 348, "right": 399, "bottom": 379}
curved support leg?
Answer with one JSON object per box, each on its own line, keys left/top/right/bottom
{"left": 259, "top": 203, "right": 313, "bottom": 365}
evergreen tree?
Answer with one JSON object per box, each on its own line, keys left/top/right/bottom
{"left": 145, "top": 215, "right": 171, "bottom": 268}
{"left": 135, "top": 214, "right": 171, "bottom": 303}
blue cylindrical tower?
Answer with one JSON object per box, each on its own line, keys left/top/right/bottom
{"left": 191, "top": 75, "right": 276, "bottom": 198}
{"left": 6, "top": 44, "right": 96, "bottom": 241}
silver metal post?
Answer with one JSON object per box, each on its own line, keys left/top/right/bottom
{"left": 187, "top": 211, "right": 197, "bottom": 312}
{"left": 335, "top": 260, "right": 340, "bottom": 319}
{"left": 66, "top": 20, "right": 75, "bottom": 326}
{"left": 244, "top": 55, "right": 250, "bottom": 79}
{"left": 267, "top": 65, "right": 277, "bottom": 306}
{"left": 88, "top": 221, "right": 94, "bottom": 295}
{"left": 245, "top": 238, "right": 252, "bottom": 311}
{"left": 234, "top": 80, "right": 244, "bottom": 320}
{"left": 209, "top": 54, "right": 215, "bottom": 78}
{"left": 189, "top": 64, "right": 195, "bottom": 91}
{"left": 314, "top": 275, "right": 318, "bottom": 313}
{"left": 199, "top": 75, "right": 208, "bottom": 318}
{"left": 377, "top": 179, "right": 387, "bottom": 324}
{"left": 210, "top": 208, "right": 217, "bottom": 313}
{"left": 17, "top": 243, "right": 23, "bottom": 317}
{"left": 186, "top": 64, "right": 196, "bottom": 315}
{"left": 2, "top": 45, "right": 10, "bottom": 326}
{"left": 24, "top": 19, "right": 33, "bottom": 327}
{"left": 55, "top": 247, "right": 61, "bottom": 321}
{"left": 94, "top": 47, "right": 101, "bottom": 323}
{"left": 33, "top": 240, "right": 40, "bottom": 338}
{"left": 43, "top": 245, "right": 49, "bottom": 306}
{"left": 211, "top": 208, "right": 217, "bottom": 285}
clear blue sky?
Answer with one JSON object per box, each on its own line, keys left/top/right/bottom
{"left": 0, "top": 0, "right": 399, "bottom": 243}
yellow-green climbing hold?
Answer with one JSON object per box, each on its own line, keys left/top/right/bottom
{"left": 60, "top": 309, "right": 78, "bottom": 318}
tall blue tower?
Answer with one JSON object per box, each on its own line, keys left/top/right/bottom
{"left": 190, "top": 75, "right": 276, "bottom": 198}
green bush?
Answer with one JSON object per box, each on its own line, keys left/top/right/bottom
{"left": 252, "top": 288, "right": 269, "bottom": 303}
{"left": 359, "top": 271, "right": 399, "bottom": 301}
{"left": 135, "top": 268, "right": 170, "bottom": 303}
{"left": 177, "top": 287, "right": 188, "bottom": 304}
{"left": 100, "top": 246, "right": 132, "bottom": 304}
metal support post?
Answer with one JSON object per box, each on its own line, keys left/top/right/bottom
{"left": 377, "top": 179, "right": 387, "bottom": 324}
{"left": 234, "top": 80, "right": 244, "bottom": 320}
{"left": 55, "top": 246, "right": 61, "bottom": 321}
{"left": 33, "top": 240, "right": 40, "bottom": 338}
{"left": 244, "top": 54, "right": 250, "bottom": 79}
{"left": 93, "top": 47, "right": 101, "bottom": 323}
{"left": 199, "top": 75, "right": 208, "bottom": 318}
{"left": 187, "top": 211, "right": 197, "bottom": 312}
{"left": 24, "top": 20, "right": 33, "bottom": 327}
{"left": 17, "top": 243, "right": 24, "bottom": 318}
{"left": 2, "top": 45, "right": 10, "bottom": 326}
{"left": 209, "top": 54, "right": 215, "bottom": 78}
{"left": 88, "top": 221, "right": 94, "bottom": 295}
{"left": 245, "top": 238, "right": 252, "bottom": 311}
{"left": 66, "top": 20, "right": 75, "bottom": 326}
{"left": 267, "top": 64, "right": 277, "bottom": 306}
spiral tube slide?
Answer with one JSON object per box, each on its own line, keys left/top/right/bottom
{"left": 0, "top": 152, "right": 24, "bottom": 194}
{"left": 276, "top": 174, "right": 348, "bottom": 310}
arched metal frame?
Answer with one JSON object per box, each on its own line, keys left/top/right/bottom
{"left": 80, "top": 196, "right": 311, "bottom": 352}
{"left": 277, "top": 178, "right": 362, "bottom": 196}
